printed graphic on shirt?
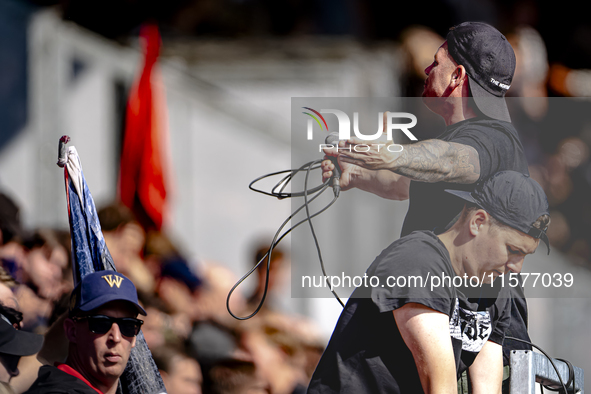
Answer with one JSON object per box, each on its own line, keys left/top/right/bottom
{"left": 449, "top": 298, "right": 492, "bottom": 352}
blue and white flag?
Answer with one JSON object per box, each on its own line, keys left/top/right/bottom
{"left": 62, "top": 143, "right": 167, "bottom": 394}
{"left": 64, "top": 146, "right": 116, "bottom": 283}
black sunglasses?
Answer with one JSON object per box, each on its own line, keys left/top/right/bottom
{"left": 73, "top": 315, "right": 144, "bottom": 337}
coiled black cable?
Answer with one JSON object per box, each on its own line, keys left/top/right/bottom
{"left": 227, "top": 159, "right": 343, "bottom": 320}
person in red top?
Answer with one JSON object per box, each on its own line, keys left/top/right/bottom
{"left": 24, "top": 271, "right": 146, "bottom": 394}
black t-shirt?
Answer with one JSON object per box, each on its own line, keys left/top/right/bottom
{"left": 307, "top": 231, "right": 511, "bottom": 394}
{"left": 23, "top": 365, "right": 100, "bottom": 394}
{"left": 401, "top": 117, "right": 529, "bottom": 236}
{"left": 399, "top": 116, "right": 532, "bottom": 363}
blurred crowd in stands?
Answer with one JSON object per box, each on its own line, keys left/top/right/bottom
{"left": 0, "top": 194, "right": 326, "bottom": 394}
{"left": 3, "top": 0, "right": 591, "bottom": 391}
{"left": 4, "top": 20, "right": 591, "bottom": 390}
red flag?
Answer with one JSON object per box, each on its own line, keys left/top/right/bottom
{"left": 119, "top": 24, "right": 169, "bottom": 231}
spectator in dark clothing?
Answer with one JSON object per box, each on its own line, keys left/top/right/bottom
{"left": 320, "top": 21, "right": 536, "bottom": 388}
{"left": 308, "top": 171, "right": 550, "bottom": 394}
{"left": 0, "top": 304, "right": 43, "bottom": 387}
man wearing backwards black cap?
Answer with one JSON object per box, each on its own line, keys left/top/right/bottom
{"left": 321, "top": 21, "right": 532, "bottom": 385}
{"left": 308, "top": 171, "right": 550, "bottom": 394}
{"left": 24, "top": 271, "right": 146, "bottom": 394}
{"left": 0, "top": 304, "right": 44, "bottom": 388}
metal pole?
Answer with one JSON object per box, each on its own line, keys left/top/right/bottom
{"left": 509, "top": 350, "right": 584, "bottom": 393}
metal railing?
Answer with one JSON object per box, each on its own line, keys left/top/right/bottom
{"left": 510, "top": 350, "right": 584, "bottom": 393}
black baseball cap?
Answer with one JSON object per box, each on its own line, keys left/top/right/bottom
{"left": 0, "top": 314, "right": 43, "bottom": 357}
{"left": 69, "top": 270, "right": 147, "bottom": 316}
{"left": 447, "top": 22, "right": 516, "bottom": 123}
{"left": 445, "top": 171, "right": 550, "bottom": 253}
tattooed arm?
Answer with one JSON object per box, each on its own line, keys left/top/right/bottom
{"left": 389, "top": 139, "right": 480, "bottom": 183}
{"left": 339, "top": 138, "right": 481, "bottom": 184}
{"left": 320, "top": 138, "right": 480, "bottom": 200}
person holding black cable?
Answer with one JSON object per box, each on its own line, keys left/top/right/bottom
{"left": 24, "top": 271, "right": 146, "bottom": 394}
{"left": 321, "top": 21, "right": 534, "bottom": 391}
{"left": 307, "top": 171, "right": 550, "bottom": 394}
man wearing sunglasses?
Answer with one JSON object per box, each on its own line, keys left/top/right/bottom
{"left": 24, "top": 270, "right": 146, "bottom": 394}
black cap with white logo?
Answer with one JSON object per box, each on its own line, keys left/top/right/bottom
{"left": 447, "top": 22, "right": 516, "bottom": 123}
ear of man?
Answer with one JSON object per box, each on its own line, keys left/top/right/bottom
{"left": 450, "top": 65, "right": 468, "bottom": 91}
{"left": 468, "top": 209, "right": 490, "bottom": 236}
{"left": 63, "top": 317, "right": 77, "bottom": 344}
